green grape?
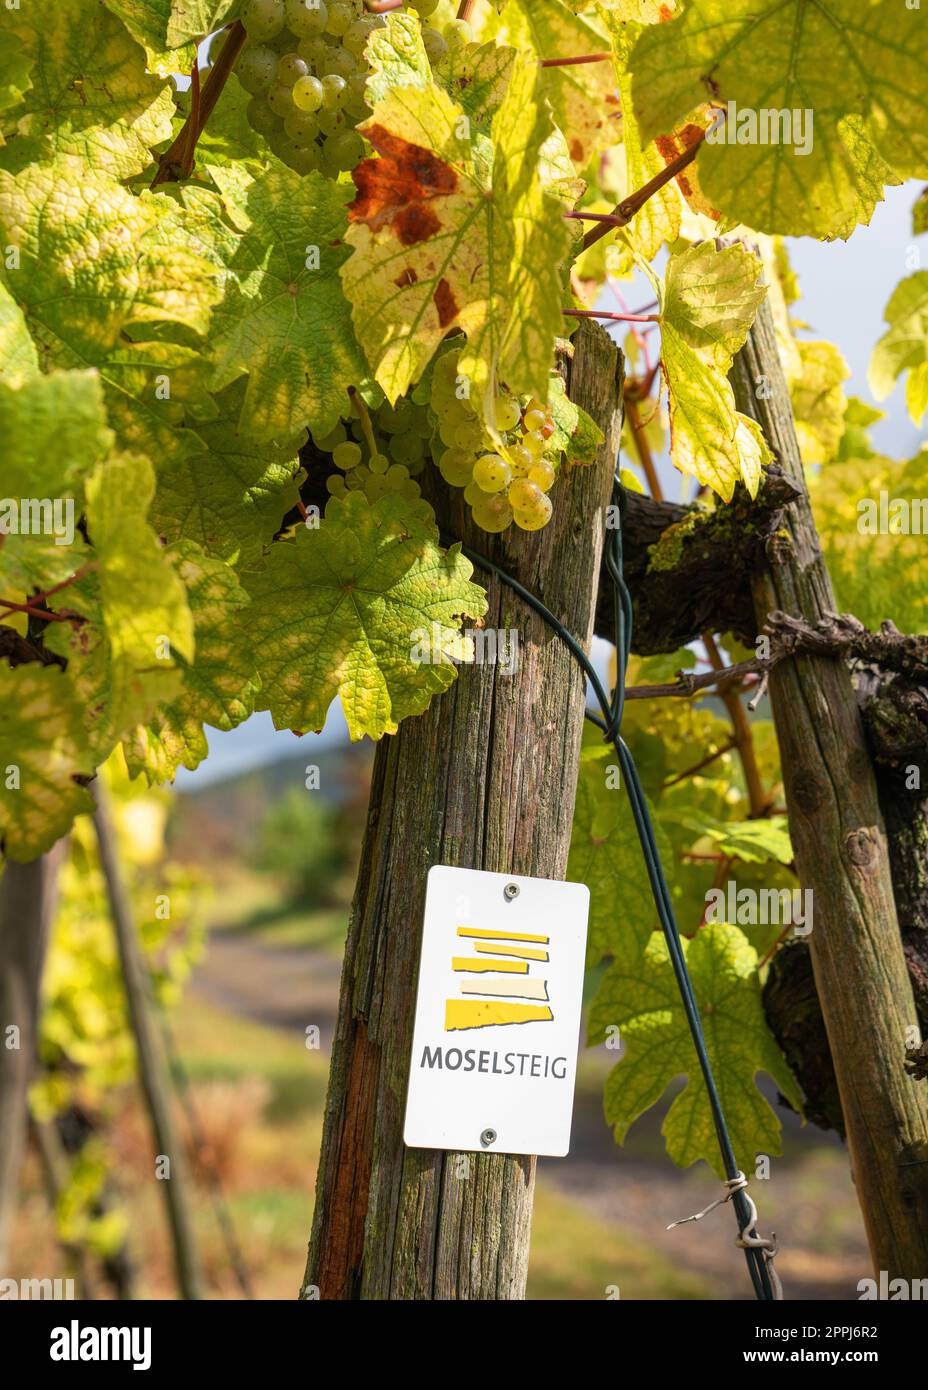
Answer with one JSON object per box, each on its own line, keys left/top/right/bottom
{"left": 285, "top": 0, "right": 328, "bottom": 35}
{"left": 267, "top": 82, "right": 296, "bottom": 115}
{"left": 317, "top": 108, "right": 345, "bottom": 135}
{"left": 410, "top": 0, "right": 440, "bottom": 15}
{"left": 314, "top": 423, "right": 346, "bottom": 449}
{"left": 293, "top": 73, "right": 324, "bottom": 111}
{"left": 327, "top": 473, "right": 348, "bottom": 496}
{"left": 296, "top": 34, "right": 328, "bottom": 66}
{"left": 285, "top": 109, "right": 319, "bottom": 142}
{"left": 444, "top": 18, "right": 473, "bottom": 49}
{"left": 423, "top": 27, "right": 448, "bottom": 64}
{"left": 344, "top": 17, "right": 373, "bottom": 56}
{"left": 439, "top": 449, "right": 476, "bottom": 487}
{"left": 523, "top": 429, "right": 545, "bottom": 458}
{"left": 246, "top": 96, "right": 281, "bottom": 136}
{"left": 438, "top": 417, "right": 460, "bottom": 448}
{"left": 528, "top": 460, "right": 556, "bottom": 492}
{"left": 366, "top": 475, "right": 390, "bottom": 501}
{"left": 391, "top": 430, "right": 425, "bottom": 465}
{"left": 322, "top": 73, "right": 348, "bottom": 107}
{"left": 463, "top": 480, "right": 484, "bottom": 507}
{"left": 508, "top": 478, "right": 543, "bottom": 512}
{"left": 513, "top": 496, "right": 553, "bottom": 531}
{"left": 333, "top": 440, "right": 363, "bottom": 470}
{"left": 386, "top": 464, "right": 410, "bottom": 492}
{"left": 323, "top": 47, "right": 357, "bottom": 78}
{"left": 238, "top": 45, "right": 279, "bottom": 94}
{"left": 290, "top": 143, "right": 322, "bottom": 174}
{"left": 494, "top": 395, "right": 521, "bottom": 432}
{"left": 344, "top": 469, "right": 365, "bottom": 490}
{"left": 326, "top": 1, "right": 353, "bottom": 37}
{"left": 507, "top": 443, "right": 533, "bottom": 477}
{"left": 369, "top": 452, "right": 390, "bottom": 474}
{"left": 277, "top": 52, "right": 309, "bottom": 86}
{"left": 327, "top": 130, "right": 363, "bottom": 170}
{"left": 472, "top": 494, "right": 513, "bottom": 534}
{"left": 473, "top": 453, "right": 511, "bottom": 494}
{"left": 523, "top": 406, "right": 547, "bottom": 432}
{"left": 243, "top": 0, "right": 286, "bottom": 41}
{"left": 401, "top": 479, "right": 422, "bottom": 500}
{"left": 454, "top": 420, "right": 485, "bottom": 452}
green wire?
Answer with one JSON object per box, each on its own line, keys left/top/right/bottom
{"left": 453, "top": 474, "right": 775, "bottom": 1301}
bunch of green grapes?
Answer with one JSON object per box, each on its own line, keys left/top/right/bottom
{"left": 237, "top": 0, "right": 472, "bottom": 178}
{"left": 428, "top": 350, "right": 559, "bottom": 534}
{"left": 312, "top": 394, "right": 435, "bottom": 518}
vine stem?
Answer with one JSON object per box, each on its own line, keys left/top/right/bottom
{"left": 624, "top": 393, "right": 664, "bottom": 500}
{"left": 457, "top": 0, "right": 478, "bottom": 20}
{"left": 582, "top": 128, "right": 706, "bottom": 250}
{"left": 704, "top": 633, "right": 772, "bottom": 817}
{"left": 541, "top": 54, "right": 611, "bottom": 67}
{"left": 564, "top": 309, "right": 659, "bottom": 324}
{"left": 151, "top": 21, "right": 248, "bottom": 188}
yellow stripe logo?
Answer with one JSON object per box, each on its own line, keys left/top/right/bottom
{"left": 445, "top": 926, "right": 554, "bottom": 1030}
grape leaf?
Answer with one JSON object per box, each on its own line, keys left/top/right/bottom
{"left": 151, "top": 381, "right": 305, "bottom": 568}
{"left": 343, "top": 54, "right": 574, "bottom": 417}
{"left": 6, "top": 0, "right": 175, "bottom": 178}
{"left": 790, "top": 340, "right": 850, "bottom": 465}
{"left": 567, "top": 739, "right": 663, "bottom": 968}
{"left": 125, "top": 540, "right": 257, "bottom": 782}
{"left": 630, "top": 0, "right": 927, "bottom": 239}
{"left": 0, "top": 368, "right": 112, "bottom": 596}
{"left": 548, "top": 373, "right": 604, "bottom": 467}
{"left": 0, "top": 663, "right": 94, "bottom": 862}
{"left": 0, "top": 159, "right": 222, "bottom": 463}
{"left": 208, "top": 164, "right": 368, "bottom": 444}
{"left": 589, "top": 923, "right": 802, "bottom": 1176}
{"left": 243, "top": 492, "right": 487, "bottom": 740}
{"left": 55, "top": 454, "right": 196, "bottom": 756}
{"left": 811, "top": 450, "right": 928, "bottom": 635}
{"left": 676, "top": 813, "right": 794, "bottom": 866}
{"left": 0, "top": 278, "right": 38, "bottom": 384}
{"left": 499, "top": 0, "right": 618, "bottom": 165}
{"left": 869, "top": 272, "right": 928, "bottom": 427}
{"left": 0, "top": 29, "right": 32, "bottom": 139}
{"left": 659, "top": 242, "right": 771, "bottom": 500}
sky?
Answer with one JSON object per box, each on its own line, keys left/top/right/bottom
{"left": 175, "top": 165, "right": 925, "bottom": 787}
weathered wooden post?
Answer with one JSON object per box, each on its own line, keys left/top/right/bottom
{"left": 303, "top": 321, "right": 623, "bottom": 1299}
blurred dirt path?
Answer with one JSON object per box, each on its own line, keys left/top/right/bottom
{"left": 190, "top": 924, "right": 342, "bottom": 1045}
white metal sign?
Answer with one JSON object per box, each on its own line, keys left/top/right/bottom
{"left": 403, "top": 865, "right": 589, "bottom": 1158}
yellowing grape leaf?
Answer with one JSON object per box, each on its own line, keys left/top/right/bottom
{"left": 499, "top": 0, "right": 618, "bottom": 165}
{"left": 869, "top": 272, "right": 928, "bottom": 427}
{"left": 208, "top": 165, "right": 368, "bottom": 444}
{"left": 811, "top": 450, "right": 928, "bottom": 636}
{"left": 0, "top": 368, "right": 111, "bottom": 596}
{"left": 0, "top": 159, "right": 222, "bottom": 463}
{"left": 659, "top": 241, "right": 770, "bottom": 500}
{"left": 589, "top": 923, "right": 802, "bottom": 1176}
{"left": 6, "top": 0, "right": 175, "bottom": 178}
{"left": 344, "top": 55, "right": 574, "bottom": 418}
{"left": 0, "top": 278, "right": 38, "bottom": 384}
{"left": 790, "top": 340, "right": 850, "bottom": 465}
{"left": 630, "top": 0, "right": 926, "bottom": 239}
{"left": 567, "top": 739, "right": 663, "bottom": 968}
{"left": 243, "top": 492, "right": 487, "bottom": 741}
{"left": 125, "top": 540, "right": 258, "bottom": 782}
{"left": 151, "top": 381, "right": 305, "bottom": 568}
{"left": 0, "top": 663, "right": 94, "bottom": 862}
{"left": 59, "top": 454, "right": 196, "bottom": 756}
